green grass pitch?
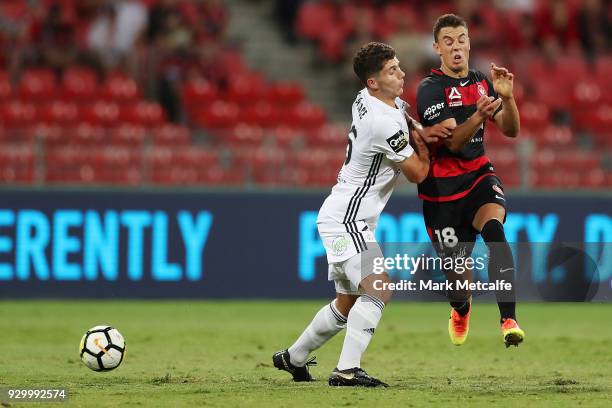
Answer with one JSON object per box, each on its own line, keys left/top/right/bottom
{"left": 1, "top": 301, "right": 611, "bottom": 407}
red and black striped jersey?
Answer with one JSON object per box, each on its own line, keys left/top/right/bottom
{"left": 416, "top": 68, "right": 502, "bottom": 202}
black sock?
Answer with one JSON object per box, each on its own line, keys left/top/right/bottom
{"left": 450, "top": 300, "right": 470, "bottom": 317}
{"left": 481, "top": 219, "right": 516, "bottom": 322}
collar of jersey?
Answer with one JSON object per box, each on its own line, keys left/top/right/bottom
{"left": 431, "top": 68, "right": 470, "bottom": 81}
{"left": 361, "top": 88, "right": 401, "bottom": 112}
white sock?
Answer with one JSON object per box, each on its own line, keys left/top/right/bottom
{"left": 337, "top": 294, "right": 384, "bottom": 370}
{"left": 288, "top": 300, "right": 347, "bottom": 366}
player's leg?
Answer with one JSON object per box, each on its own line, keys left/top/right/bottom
{"left": 286, "top": 292, "right": 355, "bottom": 365}
{"left": 473, "top": 201, "right": 525, "bottom": 347}
{"left": 442, "top": 236, "right": 476, "bottom": 346}
{"left": 424, "top": 200, "right": 474, "bottom": 345}
{"left": 329, "top": 245, "right": 391, "bottom": 387}
{"left": 273, "top": 286, "right": 356, "bottom": 382}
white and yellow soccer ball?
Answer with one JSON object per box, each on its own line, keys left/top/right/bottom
{"left": 79, "top": 326, "right": 126, "bottom": 371}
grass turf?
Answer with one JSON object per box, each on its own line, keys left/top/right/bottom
{"left": 1, "top": 301, "right": 611, "bottom": 407}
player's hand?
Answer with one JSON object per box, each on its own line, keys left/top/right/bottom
{"left": 475, "top": 95, "right": 502, "bottom": 120}
{"left": 419, "top": 123, "right": 453, "bottom": 143}
{"left": 404, "top": 111, "right": 451, "bottom": 143}
{"left": 490, "top": 63, "right": 514, "bottom": 99}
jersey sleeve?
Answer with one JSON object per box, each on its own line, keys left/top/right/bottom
{"left": 371, "top": 115, "right": 414, "bottom": 163}
{"left": 416, "top": 80, "right": 454, "bottom": 126}
{"left": 484, "top": 76, "right": 503, "bottom": 120}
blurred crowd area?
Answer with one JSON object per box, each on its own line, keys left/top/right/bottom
{"left": 279, "top": 0, "right": 612, "bottom": 64}
{"left": 0, "top": 0, "right": 610, "bottom": 189}
{"left": 0, "top": 0, "right": 229, "bottom": 122}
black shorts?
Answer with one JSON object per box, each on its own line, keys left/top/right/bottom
{"left": 423, "top": 175, "right": 506, "bottom": 257}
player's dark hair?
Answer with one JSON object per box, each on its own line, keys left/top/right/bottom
{"left": 353, "top": 42, "right": 396, "bottom": 86}
{"left": 433, "top": 14, "right": 467, "bottom": 42}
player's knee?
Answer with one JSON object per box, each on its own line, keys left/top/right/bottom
{"left": 359, "top": 273, "right": 392, "bottom": 305}
{"left": 481, "top": 219, "right": 507, "bottom": 243}
{"left": 335, "top": 294, "right": 358, "bottom": 317}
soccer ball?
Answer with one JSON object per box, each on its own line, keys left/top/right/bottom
{"left": 79, "top": 326, "right": 126, "bottom": 371}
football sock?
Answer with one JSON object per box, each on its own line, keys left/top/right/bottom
{"left": 450, "top": 299, "right": 470, "bottom": 316}
{"left": 288, "top": 300, "right": 347, "bottom": 367}
{"left": 337, "top": 294, "right": 384, "bottom": 371}
{"left": 481, "top": 219, "right": 516, "bottom": 322}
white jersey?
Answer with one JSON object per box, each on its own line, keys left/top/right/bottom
{"left": 317, "top": 88, "right": 414, "bottom": 262}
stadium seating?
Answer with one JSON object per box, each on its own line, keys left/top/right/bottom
{"left": 0, "top": 0, "right": 608, "bottom": 189}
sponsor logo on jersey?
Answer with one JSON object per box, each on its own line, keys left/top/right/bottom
{"left": 386, "top": 130, "right": 408, "bottom": 153}
{"left": 423, "top": 102, "right": 445, "bottom": 121}
{"left": 448, "top": 87, "right": 462, "bottom": 107}
{"left": 492, "top": 184, "right": 504, "bottom": 195}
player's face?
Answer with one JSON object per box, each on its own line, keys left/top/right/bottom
{"left": 370, "top": 57, "right": 405, "bottom": 98}
{"left": 434, "top": 26, "right": 470, "bottom": 75}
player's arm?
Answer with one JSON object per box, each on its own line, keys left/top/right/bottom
{"left": 442, "top": 96, "right": 501, "bottom": 152}
{"left": 372, "top": 117, "right": 428, "bottom": 183}
{"left": 416, "top": 80, "right": 499, "bottom": 153}
{"left": 490, "top": 63, "right": 520, "bottom": 138}
{"left": 398, "top": 129, "right": 429, "bottom": 183}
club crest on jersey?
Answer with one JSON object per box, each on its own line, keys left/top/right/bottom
{"left": 477, "top": 83, "right": 486, "bottom": 96}
{"left": 331, "top": 235, "right": 349, "bottom": 256}
{"left": 448, "top": 87, "right": 462, "bottom": 107}
{"left": 492, "top": 185, "right": 504, "bottom": 195}
{"left": 386, "top": 130, "right": 408, "bottom": 153}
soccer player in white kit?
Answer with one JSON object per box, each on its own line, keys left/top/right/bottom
{"left": 273, "top": 42, "right": 450, "bottom": 387}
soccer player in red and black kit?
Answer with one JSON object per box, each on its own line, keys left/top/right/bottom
{"left": 415, "top": 14, "right": 525, "bottom": 347}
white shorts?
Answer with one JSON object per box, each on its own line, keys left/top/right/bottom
{"left": 318, "top": 219, "right": 382, "bottom": 295}
{"left": 327, "top": 243, "right": 384, "bottom": 295}
{"left": 318, "top": 219, "right": 377, "bottom": 264}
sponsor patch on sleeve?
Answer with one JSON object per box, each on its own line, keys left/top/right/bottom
{"left": 423, "top": 102, "right": 445, "bottom": 121}
{"left": 386, "top": 130, "right": 409, "bottom": 153}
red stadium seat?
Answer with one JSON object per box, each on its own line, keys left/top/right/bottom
{"left": 269, "top": 125, "right": 304, "bottom": 148}
{"left": 62, "top": 67, "right": 98, "bottom": 101}
{"left": 537, "top": 125, "right": 574, "bottom": 148}
{"left": 319, "top": 27, "right": 347, "bottom": 62}
{"left": 486, "top": 124, "right": 516, "bottom": 147}
{"left": 102, "top": 75, "right": 141, "bottom": 104}
{"left": 296, "top": 2, "right": 335, "bottom": 40}
{"left": 265, "top": 82, "right": 305, "bottom": 106}
{"left": 0, "top": 143, "right": 35, "bottom": 168}
{"left": 150, "top": 124, "right": 191, "bottom": 146}
{"left": 284, "top": 103, "right": 326, "bottom": 129}
{"left": 225, "top": 123, "right": 265, "bottom": 147}
{"left": 226, "top": 74, "right": 265, "bottom": 105}
{"left": 576, "top": 104, "right": 612, "bottom": 133}
{"left": 148, "top": 147, "right": 225, "bottom": 185}
{"left": 533, "top": 80, "right": 570, "bottom": 110}
{"left": 107, "top": 124, "right": 146, "bottom": 147}
{"left": 18, "top": 69, "right": 56, "bottom": 101}
{"left": 519, "top": 101, "right": 550, "bottom": 130}
{"left": 181, "top": 79, "right": 218, "bottom": 117}
{"left": 242, "top": 102, "right": 281, "bottom": 127}
{"left": 196, "top": 101, "right": 240, "bottom": 129}
{"left": 120, "top": 102, "right": 166, "bottom": 127}
{"left": 81, "top": 102, "right": 120, "bottom": 127}
{"left": 57, "top": 123, "right": 106, "bottom": 146}
{"left": 572, "top": 80, "right": 602, "bottom": 108}
{"left": 0, "top": 70, "right": 13, "bottom": 101}
{"left": 0, "top": 101, "right": 37, "bottom": 127}
{"left": 581, "top": 168, "right": 606, "bottom": 188}
{"left": 34, "top": 124, "right": 64, "bottom": 145}
{"left": 97, "top": 146, "right": 142, "bottom": 167}
{"left": 38, "top": 101, "right": 79, "bottom": 125}
{"left": 308, "top": 124, "right": 349, "bottom": 148}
